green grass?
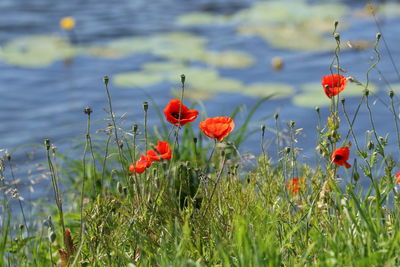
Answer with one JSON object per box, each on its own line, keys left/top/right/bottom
{"left": 2, "top": 20, "right": 400, "bottom": 266}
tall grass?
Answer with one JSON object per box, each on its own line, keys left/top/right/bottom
{"left": 1, "top": 21, "right": 400, "bottom": 266}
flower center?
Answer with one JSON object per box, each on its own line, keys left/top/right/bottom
{"left": 172, "top": 112, "right": 181, "bottom": 119}
{"left": 334, "top": 155, "right": 343, "bottom": 161}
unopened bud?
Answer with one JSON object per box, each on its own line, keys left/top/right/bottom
{"left": 261, "top": 125, "right": 266, "bottom": 133}
{"left": 334, "top": 20, "right": 339, "bottom": 28}
{"left": 315, "top": 106, "right": 320, "bottom": 113}
{"left": 341, "top": 98, "right": 345, "bottom": 104}
{"left": 334, "top": 32, "right": 340, "bottom": 41}
{"left": 19, "top": 224, "right": 24, "bottom": 231}
{"left": 364, "top": 89, "right": 370, "bottom": 96}
{"left": 289, "top": 120, "right": 295, "bottom": 128}
{"left": 285, "top": 147, "right": 291, "bottom": 154}
{"left": 132, "top": 124, "right": 138, "bottom": 133}
{"left": 48, "top": 230, "right": 56, "bottom": 243}
{"left": 117, "top": 182, "right": 123, "bottom": 194}
{"left": 180, "top": 74, "right": 186, "bottom": 84}
{"left": 367, "top": 140, "right": 375, "bottom": 150}
{"left": 44, "top": 139, "right": 51, "bottom": 150}
{"left": 143, "top": 102, "right": 149, "bottom": 112}
{"left": 193, "top": 137, "right": 198, "bottom": 144}
{"left": 274, "top": 113, "right": 279, "bottom": 120}
{"left": 389, "top": 90, "right": 394, "bottom": 99}
{"left": 376, "top": 32, "right": 381, "bottom": 40}
{"left": 5, "top": 152, "right": 11, "bottom": 161}
{"left": 84, "top": 106, "right": 92, "bottom": 115}
{"left": 103, "top": 76, "right": 109, "bottom": 86}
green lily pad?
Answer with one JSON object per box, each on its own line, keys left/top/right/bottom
{"left": 113, "top": 72, "right": 164, "bottom": 88}
{"left": 176, "top": 12, "right": 231, "bottom": 26}
{"left": 243, "top": 83, "right": 294, "bottom": 98}
{"left": 142, "top": 61, "right": 186, "bottom": 72}
{"left": 0, "top": 35, "right": 78, "bottom": 67}
{"left": 293, "top": 81, "right": 378, "bottom": 108}
{"left": 203, "top": 51, "right": 254, "bottom": 68}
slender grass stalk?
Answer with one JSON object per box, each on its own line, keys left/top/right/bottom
{"left": 44, "top": 139, "right": 66, "bottom": 242}
{"left": 143, "top": 102, "right": 149, "bottom": 152}
{"left": 103, "top": 76, "right": 127, "bottom": 173}
{"left": 5, "top": 153, "right": 29, "bottom": 235}
{"left": 202, "top": 150, "right": 226, "bottom": 216}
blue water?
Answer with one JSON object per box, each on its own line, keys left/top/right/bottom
{"left": 1, "top": 0, "right": 400, "bottom": 207}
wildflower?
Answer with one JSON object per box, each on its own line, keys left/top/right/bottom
{"left": 393, "top": 172, "right": 400, "bottom": 193}
{"left": 164, "top": 99, "right": 199, "bottom": 127}
{"left": 286, "top": 177, "right": 306, "bottom": 194}
{"left": 332, "top": 145, "right": 351, "bottom": 168}
{"left": 129, "top": 155, "right": 152, "bottom": 174}
{"left": 60, "top": 16, "right": 75, "bottom": 31}
{"left": 199, "top": 116, "right": 234, "bottom": 141}
{"left": 321, "top": 74, "right": 347, "bottom": 98}
{"left": 147, "top": 141, "right": 172, "bottom": 161}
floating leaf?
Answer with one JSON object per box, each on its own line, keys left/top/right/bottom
{"left": 0, "top": 35, "right": 78, "bottom": 67}
{"left": 203, "top": 51, "right": 254, "bottom": 68}
{"left": 176, "top": 12, "right": 230, "bottom": 26}
{"left": 113, "top": 72, "right": 164, "bottom": 88}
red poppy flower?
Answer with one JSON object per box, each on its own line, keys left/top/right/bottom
{"left": 395, "top": 172, "right": 400, "bottom": 184}
{"left": 331, "top": 146, "right": 351, "bottom": 168}
{"left": 199, "top": 116, "right": 234, "bottom": 141}
{"left": 147, "top": 141, "right": 172, "bottom": 161}
{"left": 164, "top": 99, "right": 199, "bottom": 126}
{"left": 321, "top": 74, "right": 347, "bottom": 98}
{"left": 286, "top": 177, "right": 306, "bottom": 194}
{"left": 129, "top": 155, "right": 152, "bottom": 174}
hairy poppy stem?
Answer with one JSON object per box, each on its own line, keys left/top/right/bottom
{"left": 202, "top": 151, "right": 226, "bottom": 217}
{"left": 6, "top": 154, "right": 29, "bottom": 235}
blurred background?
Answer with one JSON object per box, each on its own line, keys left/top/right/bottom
{"left": 1, "top": 0, "right": 400, "bottom": 202}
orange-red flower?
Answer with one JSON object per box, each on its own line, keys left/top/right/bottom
{"left": 129, "top": 155, "right": 152, "bottom": 174}
{"left": 199, "top": 116, "right": 234, "bottom": 141}
{"left": 164, "top": 99, "right": 199, "bottom": 126}
{"left": 286, "top": 177, "right": 306, "bottom": 195}
{"left": 321, "top": 74, "right": 347, "bottom": 98}
{"left": 332, "top": 146, "right": 351, "bottom": 168}
{"left": 395, "top": 172, "right": 400, "bottom": 184}
{"left": 147, "top": 141, "right": 172, "bottom": 161}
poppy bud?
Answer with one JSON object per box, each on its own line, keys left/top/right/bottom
{"left": 274, "top": 113, "right": 279, "bottom": 120}
{"left": 180, "top": 74, "right": 186, "bottom": 84}
{"left": 132, "top": 124, "right": 138, "bottom": 133}
{"left": 261, "top": 125, "right": 266, "bottom": 134}
{"left": 315, "top": 106, "right": 320, "bottom": 113}
{"left": 84, "top": 106, "right": 92, "bottom": 115}
{"left": 117, "top": 182, "right": 123, "bottom": 194}
{"left": 334, "top": 32, "right": 340, "bottom": 41}
{"left": 376, "top": 32, "right": 381, "bottom": 40}
{"left": 193, "top": 137, "right": 198, "bottom": 144}
{"left": 334, "top": 20, "right": 339, "bottom": 28}
{"left": 368, "top": 140, "right": 375, "bottom": 150}
{"left": 285, "top": 147, "right": 291, "bottom": 154}
{"left": 123, "top": 187, "right": 128, "bottom": 196}
{"left": 103, "top": 76, "right": 109, "bottom": 86}
{"left": 44, "top": 139, "right": 51, "bottom": 150}
{"left": 118, "top": 140, "right": 124, "bottom": 148}
{"left": 289, "top": 120, "right": 295, "bottom": 128}
{"left": 364, "top": 89, "right": 370, "bottom": 96}
{"left": 341, "top": 98, "right": 345, "bottom": 104}
{"left": 48, "top": 230, "right": 56, "bottom": 243}
{"left": 19, "top": 224, "right": 24, "bottom": 231}
{"left": 389, "top": 90, "right": 394, "bottom": 99}
{"left": 143, "top": 102, "right": 149, "bottom": 112}
{"left": 5, "top": 152, "right": 11, "bottom": 161}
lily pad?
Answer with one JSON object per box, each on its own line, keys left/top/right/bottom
{"left": 293, "top": 82, "right": 378, "bottom": 108}
{"left": 203, "top": 51, "right": 254, "bottom": 68}
{"left": 176, "top": 12, "right": 230, "bottom": 26}
{"left": 243, "top": 83, "right": 294, "bottom": 99}
{"left": 0, "top": 35, "right": 78, "bottom": 67}
{"left": 113, "top": 72, "right": 164, "bottom": 88}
